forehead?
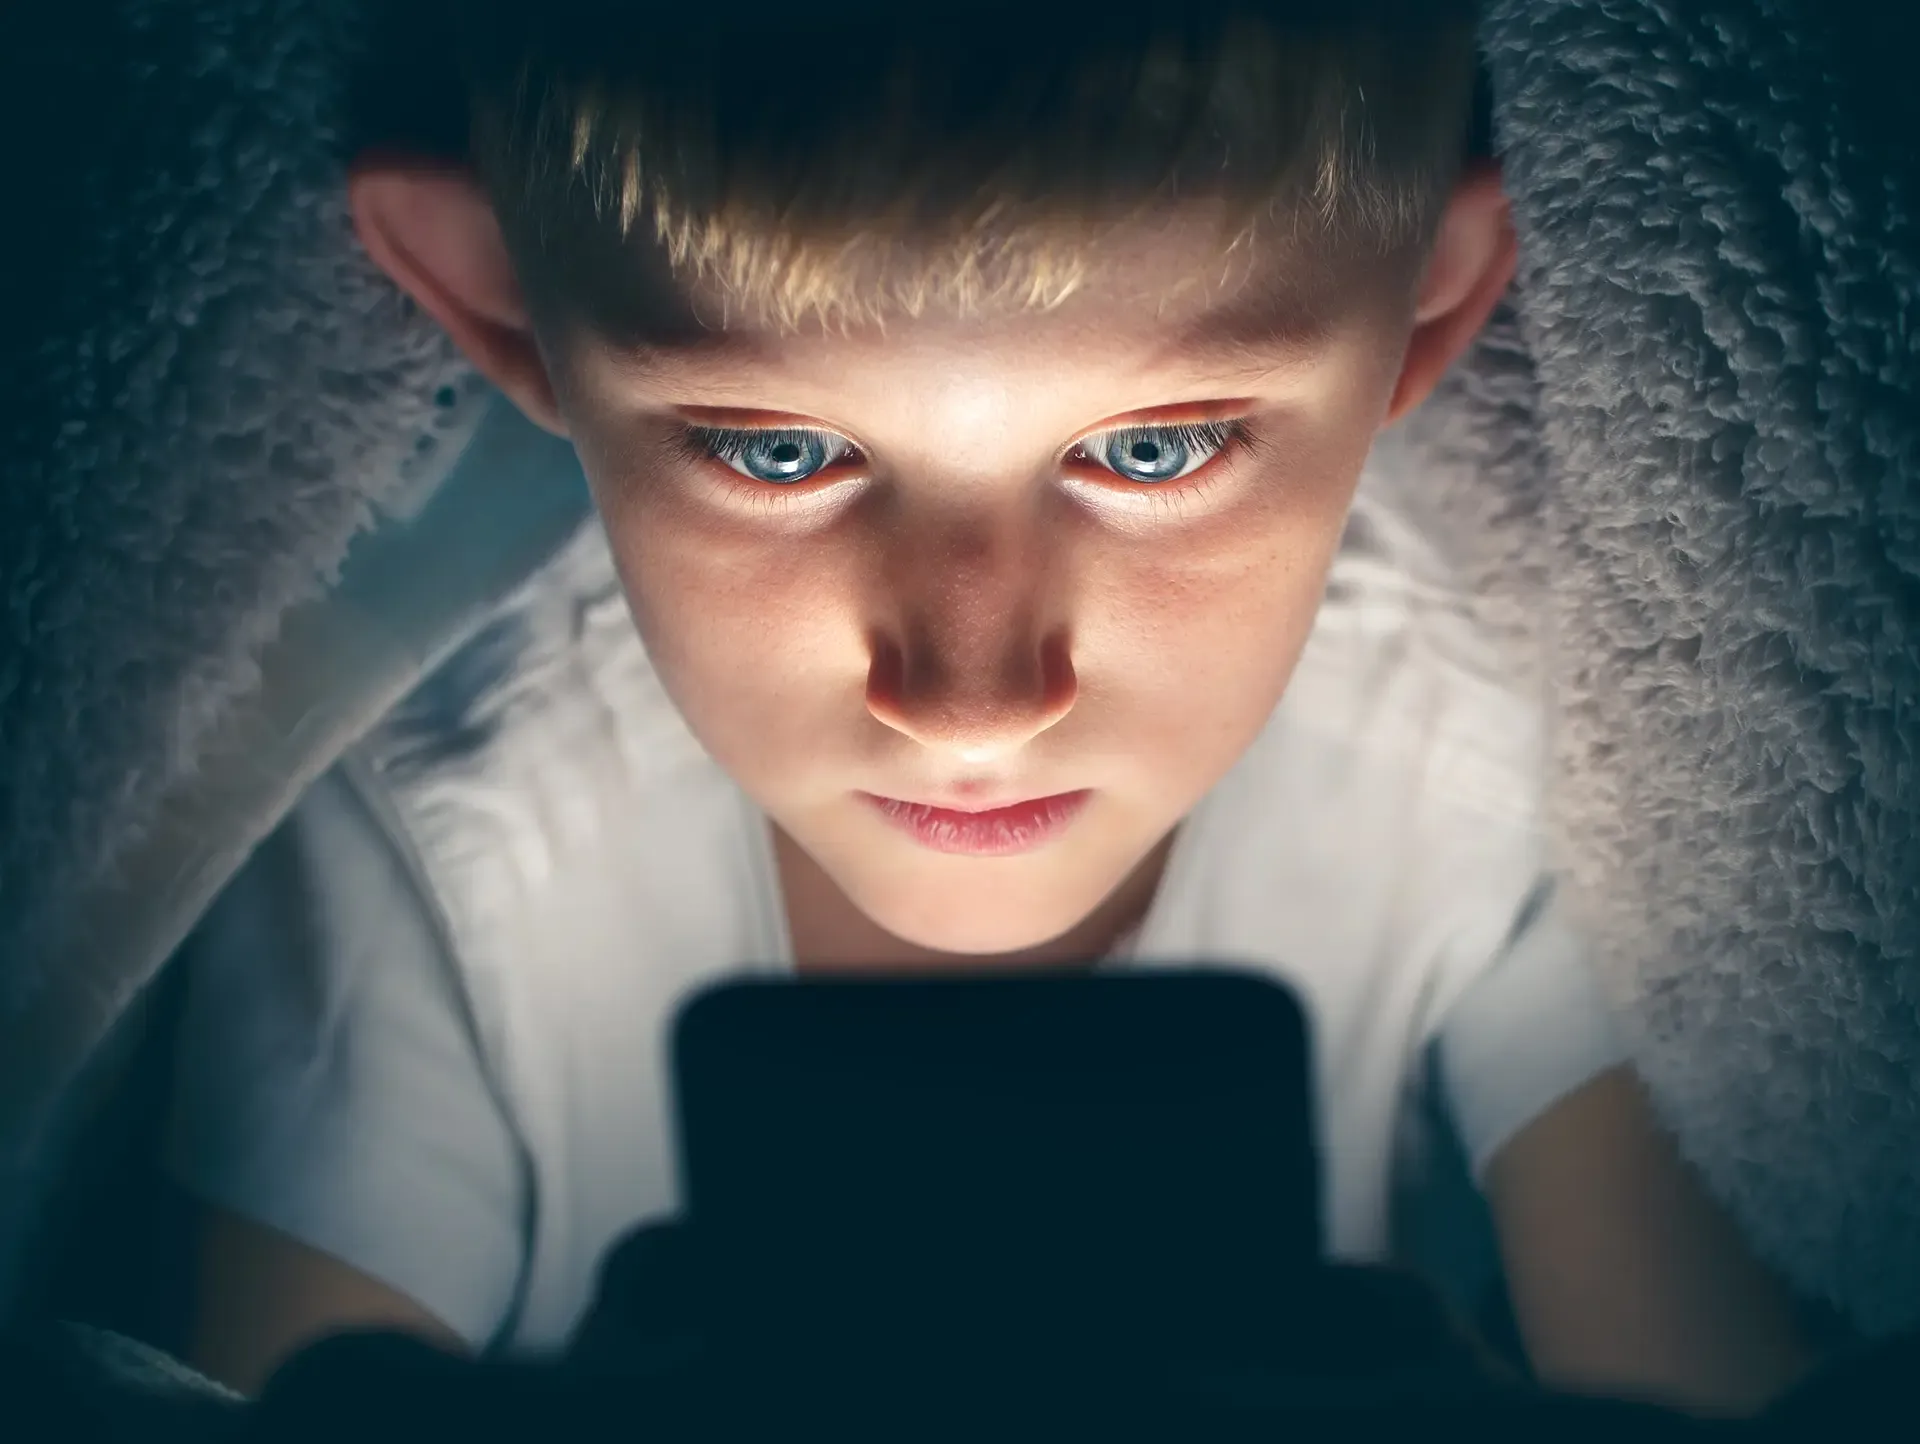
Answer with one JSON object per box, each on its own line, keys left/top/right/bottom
{"left": 552, "top": 205, "right": 1376, "bottom": 395}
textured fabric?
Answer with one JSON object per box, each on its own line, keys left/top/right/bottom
{"left": 54, "top": 1323, "right": 242, "bottom": 1405}
{"left": 0, "top": 1321, "right": 242, "bottom": 1444}
{"left": 1, "top": 0, "right": 1916, "bottom": 1339}
{"left": 161, "top": 485, "right": 1624, "bottom": 1352}
{"left": 1382, "top": 2, "right": 1920, "bottom": 1332}
{"left": 0, "top": 0, "right": 492, "bottom": 1299}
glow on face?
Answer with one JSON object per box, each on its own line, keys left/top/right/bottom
{"left": 546, "top": 213, "right": 1415, "bottom": 956}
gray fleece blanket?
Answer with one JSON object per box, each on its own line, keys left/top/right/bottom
{"left": 0, "top": 0, "right": 1916, "bottom": 1351}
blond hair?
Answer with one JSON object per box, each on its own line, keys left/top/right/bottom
{"left": 456, "top": 2, "right": 1481, "bottom": 334}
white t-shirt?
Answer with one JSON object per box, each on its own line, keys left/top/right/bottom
{"left": 163, "top": 467, "right": 1625, "bottom": 1357}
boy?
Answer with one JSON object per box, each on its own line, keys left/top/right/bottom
{"left": 164, "top": 0, "right": 1813, "bottom": 1414}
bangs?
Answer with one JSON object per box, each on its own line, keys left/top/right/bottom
{"left": 459, "top": 3, "right": 1478, "bottom": 332}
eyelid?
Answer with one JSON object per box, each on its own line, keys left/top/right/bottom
{"left": 672, "top": 406, "right": 862, "bottom": 452}
{"left": 674, "top": 405, "right": 838, "bottom": 428}
{"left": 1064, "top": 399, "right": 1259, "bottom": 452}
{"left": 675, "top": 401, "right": 1254, "bottom": 456}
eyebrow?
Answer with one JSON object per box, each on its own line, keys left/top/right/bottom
{"left": 591, "top": 277, "right": 1341, "bottom": 390}
{"left": 593, "top": 325, "right": 774, "bottom": 387}
{"left": 1160, "top": 289, "right": 1339, "bottom": 377}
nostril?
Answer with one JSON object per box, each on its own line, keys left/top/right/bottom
{"left": 864, "top": 626, "right": 1076, "bottom": 751}
{"left": 1037, "top": 629, "right": 1078, "bottom": 718}
{"left": 864, "top": 631, "right": 908, "bottom": 723}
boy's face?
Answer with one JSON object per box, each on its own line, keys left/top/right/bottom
{"left": 351, "top": 172, "right": 1514, "bottom": 959}
{"left": 550, "top": 226, "right": 1410, "bottom": 957}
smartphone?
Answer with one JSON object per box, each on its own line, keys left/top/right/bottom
{"left": 668, "top": 968, "right": 1320, "bottom": 1372}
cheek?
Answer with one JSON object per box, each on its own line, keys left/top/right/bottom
{"left": 1087, "top": 536, "right": 1330, "bottom": 774}
{"left": 581, "top": 412, "right": 1367, "bottom": 810}
{"left": 1080, "top": 452, "right": 1364, "bottom": 769}
{"left": 593, "top": 486, "right": 859, "bottom": 774}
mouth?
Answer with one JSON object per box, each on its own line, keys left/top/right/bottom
{"left": 860, "top": 789, "right": 1093, "bottom": 857}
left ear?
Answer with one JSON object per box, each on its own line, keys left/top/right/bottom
{"left": 1382, "top": 159, "right": 1518, "bottom": 427}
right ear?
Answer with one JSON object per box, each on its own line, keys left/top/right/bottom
{"left": 347, "top": 154, "right": 570, "bottom": 437}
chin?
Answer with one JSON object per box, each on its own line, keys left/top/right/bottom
{"left": 857, "top": 878, "right": 1104, "bottom": 960}
{"left": 892, "top": 918, "right": 1073, "bottom": 959}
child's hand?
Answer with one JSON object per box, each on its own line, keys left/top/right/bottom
{"left": 567, "top": 1218, "right": 709, "bottom": 1379}
{"left": 570, "top": 1218, "right": 1519, "bottom": 1403}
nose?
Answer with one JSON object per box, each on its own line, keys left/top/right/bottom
{"left": 865, "top": 516, "right": 1077, "bottom": 761}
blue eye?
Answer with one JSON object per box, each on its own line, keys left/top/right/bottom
{"left": 694, "top": 426, "right": 852, "bottom": 484}
{"left": 1091, "top": 422, "right": 1236, "bottom": 484}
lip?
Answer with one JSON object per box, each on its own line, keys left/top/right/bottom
{"left": 861, "top": 789, "right": 1092, "bottom": 857}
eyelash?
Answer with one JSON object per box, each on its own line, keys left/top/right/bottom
{"left": 671, "top": 417, "right": 1252, "bottom": 514}
{"left": 680, "top": 425, "right": 848, "bottom": 468}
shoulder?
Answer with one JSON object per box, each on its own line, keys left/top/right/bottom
{"left": 178, "top": 765, "right": 428, "bottom": 1026}
{"left": 167, "top": 756, "right": 533, "bottom": 1355}
{"left": 1273, "top": 487, "right": 1549, "bottom": 835}
{"left": 361, "top": 518, "right": 711, "bottom": 836}
{"left": 170, "top": 756, "right": 476, "bottom": 1096}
